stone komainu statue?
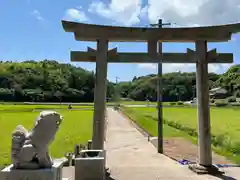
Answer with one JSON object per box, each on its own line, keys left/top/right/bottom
{"left": 11, "top": 111, "right": 63, "bottom": 169}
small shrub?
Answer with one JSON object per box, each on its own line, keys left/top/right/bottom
{"left": 169, "top": 102, "right": 176, "bottom": 106}
{"left": 215, "top": 102, "right": 228, "bottom": 107}
{"left": 212, "top": 134, "right": 227, "bottom": 147}
{"left": 191, "top": 130, "right": 198, "bottom": 137}
{"left": 177, "top": 101, "right": 183, "bottom": 105}
{"left": 227, "top": 96, "right": 236, "bottom": 103}
{"left": 231, "top": 102, "right": 240, "bottom": 106}
{"left": 230, "top": 141, "right": 240, "bottom": 154}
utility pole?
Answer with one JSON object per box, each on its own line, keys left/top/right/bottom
{"left": 115, "top": 76, "right": 120, "bottom": 104}
{"left": 116, "top": 76, "right": 120, "bottom": 84}
{"left": 150, "top": 19, "right": 171, "bottom": 153}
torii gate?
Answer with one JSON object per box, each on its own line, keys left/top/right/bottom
{"left": 62, "top": 20, "right": 240, "bottom": 174}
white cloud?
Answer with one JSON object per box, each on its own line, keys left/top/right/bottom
{"left": 64, "top": 8, "right": 89, "bottom": 22}
{"left": 87, "top": 0, "right": 240, "bottom": 27}
{"left": 88, "top": 0, "right": 147, "bottom": 26}
{"left": 138, "top": 63, "right": 156, "bottom": 70}
{"left": 148, "top": 0, "right": 240, "bottom": 26}
{"left": 138, "top": 63, "right": 233, "bottom": 74}
{"left": 86, "top": 0, "right": 238, "bottom": 73}
{"left": 32, "top": 10, "right": 44, "bottom": 21}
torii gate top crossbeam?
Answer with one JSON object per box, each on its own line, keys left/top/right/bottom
{"left": 62, "top": 20, "right": 240, "bottom": 42}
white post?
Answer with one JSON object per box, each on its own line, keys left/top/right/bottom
{"left": 92, "top": 39, "right": 108, "bottom": 149}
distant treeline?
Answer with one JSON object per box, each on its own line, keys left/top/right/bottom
{"left": 0, "top": 60, "right": 239, "bottom": 102}
{"left": 117, "top": 65, "right": 240, "bottom": 102}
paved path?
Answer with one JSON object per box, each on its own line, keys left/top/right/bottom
{"left": 105, "top": 108, "right": 240, "bottom": 180}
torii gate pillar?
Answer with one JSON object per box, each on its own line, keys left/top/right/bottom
{"left": 195, "top": 41, "right": 212, "bottom": 165}
{"left": 189, "top": 41, "right": 224, "bottom": 174}
{"left": 92, "top": 39, "right": 108, "bottom": 149}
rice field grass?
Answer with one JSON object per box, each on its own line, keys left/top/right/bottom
{"left": 0, "top": 107, "right": 93, "bottom": 168}
{"left": 121, "top": 106, "right": 240, "bottom": 163}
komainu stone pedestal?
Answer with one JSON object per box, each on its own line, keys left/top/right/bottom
{"left": 75, "top": 150, "right": 106, "bottom": 180}
{"left": 0, "top": 159, "right": 65, "bottom": 180}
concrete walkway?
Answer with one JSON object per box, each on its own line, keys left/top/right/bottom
{"left": 105, "top": 108, "right": 240, "bottom": 180}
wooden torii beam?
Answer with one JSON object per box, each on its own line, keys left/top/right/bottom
{"left": 71, "top": 47, "right": 233, "bottom": 63}
{"left": 62, "top": 20, "right": 240, "bottom": 42}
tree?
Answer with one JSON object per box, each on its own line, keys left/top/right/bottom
{"left": 0, "top": 60, "right": 238, "bottom": 103}
{"left": 0, "top": 60, "right": 110, "bottom": 102}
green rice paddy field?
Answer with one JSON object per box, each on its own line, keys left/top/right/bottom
{"left": 1, "top": 103, "right": 240, "bottom": 168}
{"left": 0, "top": 104, "right": 94, "bottom": 168}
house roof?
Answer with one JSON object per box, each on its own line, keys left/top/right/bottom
{"left": 209, "top": 87, "right": 228, "bottom": 94}
{"left": 210, "top": 87, "right": 223, "bottom": 92}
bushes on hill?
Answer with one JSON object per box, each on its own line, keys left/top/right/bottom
{"left": 177, "top": 101, "right": 184, "bottom": 105}
{"left": 214, "top": 102, "right": 228, "bottom": 107}
{"left": 1, "top": 60, "right": 240, "bottom": 103}
{"left": 0, "top": 60, "right": 115, "bottom": 102}
{"left": 169, "top": 102, "right": 176, "bottom": 106}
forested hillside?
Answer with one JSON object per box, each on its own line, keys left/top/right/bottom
{"left": 0, "top": 60, "right": 115, "bottom": 102}
{"left": 0, "top": 60, "right": 239, "bottom": 102}
{"left": 117, "top": 65, "right": 240, "bottom": 102}
{"left": 215, "top": 65, "right": 240, "bottom": 96}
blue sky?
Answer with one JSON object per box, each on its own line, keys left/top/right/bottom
{"left": 0, "top": 0, "right": 239, "bottom": 82}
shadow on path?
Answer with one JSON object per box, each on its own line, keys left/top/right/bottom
{"left": 106, "top": 176, "right": 116, "bottom": 180}
{"left": 212, "top": 174, "right": 237, "bottom": 180}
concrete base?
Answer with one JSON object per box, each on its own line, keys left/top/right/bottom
{"left": 188, "top": 163, "right": 225, "bottom": 175}
{"left": 149, "top": 136, "right": 157, "bottom": 142}
{"left": 0, "top": 159, "right": 65, "bottom": 180}
{"left": 62, "top": 166, "right": 74, "bottom": 180}
{"left": 75, "top": 150, "right": 106, "bottom": 180}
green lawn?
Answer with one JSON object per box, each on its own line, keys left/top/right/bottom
{"left": 0, "top": 108, "right": 93, "bottom": 168}
{"left": 121, "top": 106, "right": 240, "bottom": 163}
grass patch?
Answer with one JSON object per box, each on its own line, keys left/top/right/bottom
{"left": 0, "top": 109, "right": 93, "bottom": 168}
{"left": 120, "top": 101, "right": 156, "bottom": 105}
{"left": 0, "top": 104, "right": 94, "bottom": 111}
{"left": 121, "top": 106, "right": 240, "bottom": 163}
{"left": 120, "top": 101, "right": 188, "bottom": 107}
{"left": 122, "top": 107, "right": 192, "bottom": 139}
